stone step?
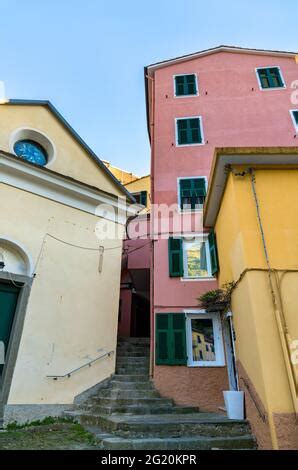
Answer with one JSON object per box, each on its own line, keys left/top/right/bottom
{"left": 118, "top": 351, "right": 150, "bottom": 357}
{"left": 100, "top": 435, "right": 256, "bottom": 450}
{"left": 81, "top": 403, "right": 198, "bottom": 416}
{"left": 69, "top": 412, "right": 252, "bottom": 439}
{"left": 109, "top": 380, "right": 154, "bottom": 390}
{"left": 88, "top": 396, "right": 173, "bottom": 407}
{"left": 112, "top": 374, "right": 150, "bottom": 382}
{"left": 117, "top": 348, "right": 150, "bottom": 356}
{"left": 116, "top": 367, "right": 149, "bottom": 375}
{"left": 118, "top": 337, "right": 150, "bottom": 345}
{"left": 116, "top": 357, "right": 150, "bottom": 364}
{"left": 91, "top": 389, "right": 161, "bottom": 399}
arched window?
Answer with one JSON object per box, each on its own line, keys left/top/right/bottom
{"left": 0, "top": 237, "right": 33, "bottom": 277}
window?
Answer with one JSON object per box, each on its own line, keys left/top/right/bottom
{"left": 176, "top": 117, "right": 203, "bottom": 146}
{"left": 179, "top": 178, "right": 207, "bottom": 210}
{"left": 168, "top": 234, "right": 219, "bottom": 278}
{"left": 174, "top": 74, "right": 198, "bottom": 96}
{"left": 183, "top": 238, "right": 210, "bottom": 278}
{"left": 10, "top": 128, "right": 56, "bottom": 166}
{"left": 256, "top": 67, "right": 285, "bottom": 89}
{"left": 132, "top": 191, "right": 147, "bottom": 207}
{"left": 290, "top": 110, "right": 298, "bottom": 131}
{"left": 155, "top": 313, "right": 187, "bottom": 365}
{"left": 13, "top": 140, "right": 47, "bottom": 166}
{"left": 186, "top": 312, "right": 225, "bottom": 367}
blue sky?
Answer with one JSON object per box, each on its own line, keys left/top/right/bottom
{"left": 0, "top": 0, "right": 296, "bottom": 175}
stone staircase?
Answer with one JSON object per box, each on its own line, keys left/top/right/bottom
{"left": 64, "top": 337, "right": 256, "bottom": 450}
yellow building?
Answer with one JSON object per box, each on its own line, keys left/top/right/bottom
{"left": 204, "top": 147, "right": 298, "bottom": 450}
{"left": 102, "top": 161, "right": 150, "bottom": 213}
{"left": 0, "top": 99, "right": 136, "bottom": 425}
{"left": 125, "top": 175, "right": 151, "bottom": 213}
{"left": 102, "top": 160, "right": 139, "bottom": 185}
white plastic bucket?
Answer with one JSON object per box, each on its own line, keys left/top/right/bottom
{"left": 223, "top": 391, "right": 244, "bottom": 420}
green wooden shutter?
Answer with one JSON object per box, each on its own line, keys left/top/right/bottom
{"left": 171, "top": 313, "right": 187, "bottom": 364}
{"left": 156, "top": 314, "right": 171, "bottom": 365}
{"left": 185, "top": 74, "right": 197, "bottom": 95}
{"left": 168, "top": 237, "right": 183, "bottom": 277}
{"left": 208, "top": 230, "right": 219, "bottom": 275}
{"left": 140, "top": 191, "right": 147, "bottom": 206}
{"left": 175, "top": 76, "right": 185, "bottom": 96}
{"left": 268, "top": 68, "right": 283, "bottom": 87}
{"left": 189, "top": 118, "right": 201, "bottom": 144}
{"left": 258, "top": 67, "right": 283, "bottom": 89}
{"left": 0, "top": 283, "right": 20, "bottom": 375}
{"left": 177, "top": 118, "right": 202, "bottom": 145}
{"left": 193, "top": 178, "right": 206, "bottom": 196}
{"left": 177, "top": 119, "right": 188, "bottom": 144}
{"left": 156, "top": 313, "right": 187, "bottom": 365}
{"left": 175, "top": 74, "right": 197, "bottom": 96}
{"left": 293, "top": 110, "right": 298, "bottom": 126}
{"left": 180, "top": 178, "right": 206, "bottom": 210}
{"left": 179, "top": 179, "right": 192, "bottom": 209}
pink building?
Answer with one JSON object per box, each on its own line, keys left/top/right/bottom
{"left": 144, "top": 45, "right": 298, "bottom": 411}
{"left": 119, "top": 214, "right": 151, "bottom": 338}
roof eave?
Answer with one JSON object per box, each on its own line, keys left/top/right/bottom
{"left": 204, "top": 147, "right": 298, "bottom": 228}
{"left": 146, "top": 45, "right": 297, "bottom": 71}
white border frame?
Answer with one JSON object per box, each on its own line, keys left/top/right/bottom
{"left": 289, "top": 109, "right": 298, "bottom": 133}
{"left": 175, "top": 116, "right": 205, "bottom": 147}
{"left": 182, "top": 233, "right": 213, "bottom": 280}
{"left": 177, "top": 176, "right": 208, "bottom": 213}
{"left": 185, "top": 309, "right": 225, "bottom": 367}
{"left": 255, "top": 66, "right": 286, "bottom": 91}
{"left": 173, "top": 73, "right": 199, "bottom": 98}
{"left": 9, "top": 127, "right": 57, "bottom": 168}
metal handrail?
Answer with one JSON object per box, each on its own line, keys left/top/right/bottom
{"left": 46, "top": 350, "right": 115, "bottom": 380}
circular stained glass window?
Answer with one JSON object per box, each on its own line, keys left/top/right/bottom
{"left": 14, "top": 140, "right": 48, "bottom": 166}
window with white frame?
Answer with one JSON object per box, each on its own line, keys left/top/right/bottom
{"left": 178, "top": 177, "right": 207, "bottom": 211}
{"left": 182, "top": 236, "right": 212, "bottom": 278}
{"left": 290, "top": 110, "right": 298, "bottom": 132}
{"left": 174, "top": 74, "right": 198, "bottom": 97}
{"left": 186, "top": 312, "right": 225, "bottom": 367}
{"left": 176, "top": 117, "right": 204, "bottom": 146}
{"left": 256, "top": 66, "right": 285, "bottom": 89}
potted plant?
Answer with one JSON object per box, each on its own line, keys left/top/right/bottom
{"left": 198, "top": 282, "right": 235, "bottom": 312}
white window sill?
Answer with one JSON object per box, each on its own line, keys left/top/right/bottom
{"left": 187, "top": 362, "right": 226, "bottom": 368}
{"left": 181, "top": 276, "right": 215, "bottom": 282}
{"left": 178, "top": 208, "right": 203, "bottom": 214}
{"left": 259, "top": 86, "right": 286, "bottom": 91}
{"left": 174, "top": 94, "right": 199, "bottom": 98}
{"left": 176, "top": 142, "right": 205, "bottom": 147}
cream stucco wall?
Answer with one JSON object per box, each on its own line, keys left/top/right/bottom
{"left": 1, "top": 183, "right": 123, "bottom": 405}
{"left": 0, "top": 104, "right": 124, "bottom": 197}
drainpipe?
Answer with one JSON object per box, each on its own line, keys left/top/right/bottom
{"left": 147, "top": 73, "right": 155, "bottom": 378}
{"left": 249, "top": 168, "right": 298, "bottom": 449}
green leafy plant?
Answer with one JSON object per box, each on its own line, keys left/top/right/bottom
{"left": 6, "top": 416, "right": 74, "bottom": 431}
{"left": 198, "top": 282, "right": 236, "bottom": 311}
